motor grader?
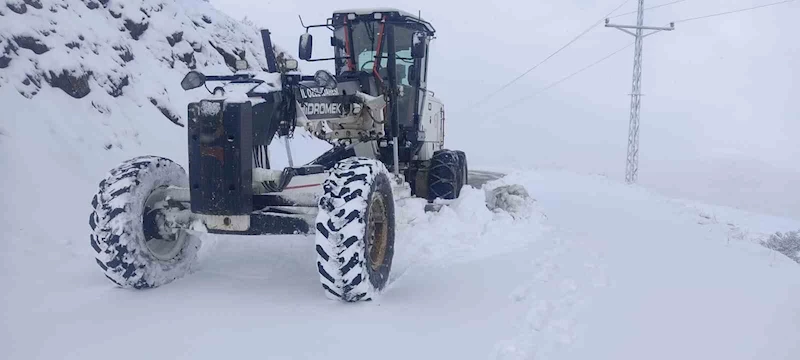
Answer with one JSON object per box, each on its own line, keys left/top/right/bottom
{"left": 89, "top": 8, "right": 467, "bottom": 302}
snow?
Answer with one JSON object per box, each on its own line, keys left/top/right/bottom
{"left": 488, "top": 170, "right": 800, "bottom": 360}
{"left": 91, "top": 156, "right": 201, "bottom": 288}
{"left": 221, "top": 90, "right": 250, "bottom": 104}
{"left": 3, "top": 0, "right": 800, "bottom": 359}
{"left": 252, "top": 71, "right": 281, "bottom": 92}
{"left": 199, "top": 100, "right": 221, "bottom": 115}
{"left": 334, "top": 7, "right": 421, "bottom": 19}
{"left": 5, "top": 147, "right": 800, "bottom": 359}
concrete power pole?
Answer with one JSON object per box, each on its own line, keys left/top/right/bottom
{"left": 606, "top": 0, "right": 674, "bottom": 184}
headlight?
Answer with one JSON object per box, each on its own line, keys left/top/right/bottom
{"left": 313, "top": 70, "right": 338, "bottom": 90}
{"left": 285, "top": 59, "right": 298, "bottom": 71}
{"left": 235, "top": 59, "right": 249, "bottom": 71}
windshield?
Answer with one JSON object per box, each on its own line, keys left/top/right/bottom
{"left": 333, "top": 22, "right": 416, "bottom": 86}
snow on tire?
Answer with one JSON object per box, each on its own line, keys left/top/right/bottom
{"left": 428, "top": 149, "right": 461, "bottom": 200}
{"left": 89, "top": 156, "right": 200, "bottom": 289}
{"left": 315, "top": 157, "right": 396, "bottom": 302}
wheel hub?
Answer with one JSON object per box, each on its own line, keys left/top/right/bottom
{"left": 142, "top": 186, "right": 191, "bottom": 261}
{"left": 367, "top": 193, "right": 388, "bottom": 271}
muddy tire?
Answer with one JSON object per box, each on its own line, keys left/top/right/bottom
{"left": 89, "top": 156, "right": 200, "bottom": 289}
{"left": 314, "top": 157, "right": 396, "bottom": 302}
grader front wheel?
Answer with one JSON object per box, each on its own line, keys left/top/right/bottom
{"left": 314, "top": 157, "right": 396, "bottom": 302}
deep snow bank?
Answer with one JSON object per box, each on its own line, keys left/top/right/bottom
{"left": 392, "top": 184, "right": 547, "bottom": 273}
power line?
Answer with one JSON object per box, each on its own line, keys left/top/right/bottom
{"left": 476, "top": 0, "right": 796, "bottom": 119}
{"left": 488, "top": 42, "right": 634, "bottom": 116}
{"left": 468, "top": 0, "right": 632, "bottom": 110}
{"left": 609, "top": 0, "right": 687, "bottom": 19}
{"left": 481, "top": 0, "right": 796, "bottom": 115}
{"left": 466, "top": 0, "right": 796, "bottom": 114}
{"left": 674, "top": 0, "right": 796, "bottom": 23}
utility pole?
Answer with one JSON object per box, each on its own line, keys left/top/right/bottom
{"left": 606, "top": 0, "right": 674, "bottom": 184}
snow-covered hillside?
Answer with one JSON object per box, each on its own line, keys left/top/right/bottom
{"left": 0, "top": 0, "right": 329, "bottom": 259}
{"left": 1, "top": 0, "right": 286, "bottom": 104}
{"left": 3, "top": 1, "right": 800, "bottom": 360}
{"left": 0, "top": 0, "right": 326, "bottom": 161}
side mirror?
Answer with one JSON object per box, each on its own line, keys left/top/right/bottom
{"left": 181, "top": 71, "right": 206, "bottom": 90}
{"left": 299, "top": 33, "right": 313, "bottom": 61}
{"left": 411, "top": 31, "right": 426, "bottom": 59}
{"left": 408, "top": 64, "right": 416, "bottom": 83}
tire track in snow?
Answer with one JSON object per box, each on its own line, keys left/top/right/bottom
{"left": 492, "top": 228, "right": 609, "bottom": 360}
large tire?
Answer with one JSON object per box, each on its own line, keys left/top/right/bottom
{"left": 315, "top": 157, "right": 396, "bottom": 302}
{"left": 89, "top": 156, "right": 200, "bottom": 289}
{"left": 455, "top": 150, "right": 468, "bottom": 190}
{"left": 427, "top": 149, "right": 462, "bottom": 200}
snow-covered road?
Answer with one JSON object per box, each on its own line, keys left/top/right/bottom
{"left": 3, "top": 167, "right": 800, "bottom": 360}
{"left": 493, "top": 171, "right": 800, "bottom": 360}
{"left": 468, "top": 170, "right": 505, "bottom": 188}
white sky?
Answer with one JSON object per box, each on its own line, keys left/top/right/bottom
{"left": 209, "top": 0, "right": 799, "bottom": 217}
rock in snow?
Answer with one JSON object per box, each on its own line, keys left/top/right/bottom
{"left": 0, "top": 0, "right": 289, "bottom": 121}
